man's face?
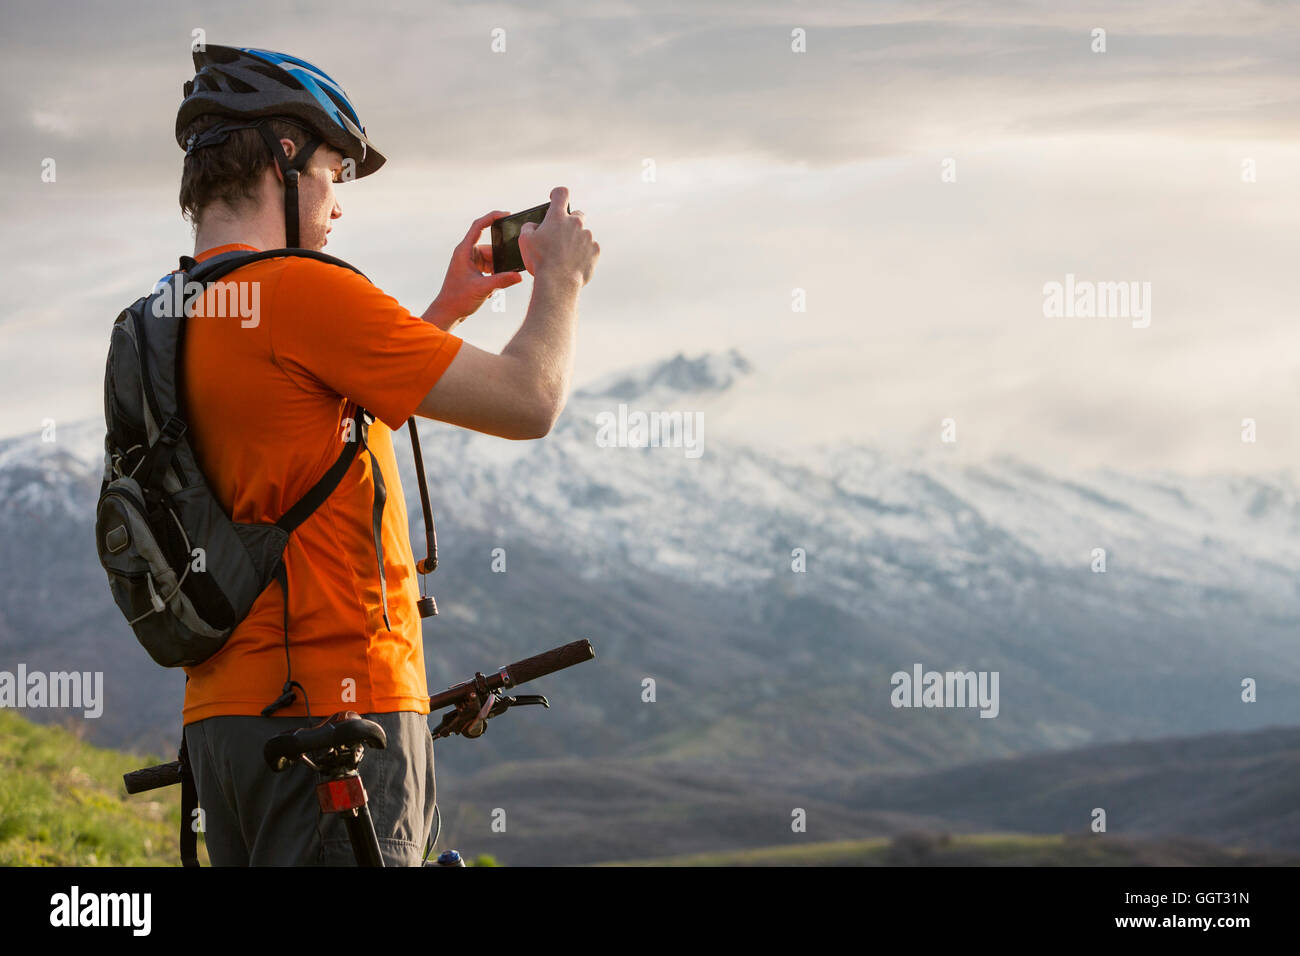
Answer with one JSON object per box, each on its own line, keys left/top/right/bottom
{"left": 288, "top": 141, "right": 345, "bottom": 251}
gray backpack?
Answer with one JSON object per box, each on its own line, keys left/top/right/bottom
{"left": 95, "top": 248, "right": 436, "bottom": 716}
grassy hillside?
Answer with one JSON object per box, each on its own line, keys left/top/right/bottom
{"left": 0, "top": 709, "right": 203, "bottom": 866}
{"left": 0, "top": 711, "right": 505, "bottom": 867}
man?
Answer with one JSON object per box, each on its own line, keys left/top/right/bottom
{"left": 173, "top": 45, "right": 599, "bottom": 865}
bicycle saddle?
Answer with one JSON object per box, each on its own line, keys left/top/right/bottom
{"left": 264, "top": 711, "right": 388, "bottom": 772}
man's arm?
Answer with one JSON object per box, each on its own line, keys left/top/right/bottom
{"left": 417, "top": 270, "right": 582, "bottom": 439}
{"left": 416, "top": 187, "right": 599, "bottom": 440}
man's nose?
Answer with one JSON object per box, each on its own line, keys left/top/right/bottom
{"left": 331, "top": 200, "right": 342, "bottom": 219}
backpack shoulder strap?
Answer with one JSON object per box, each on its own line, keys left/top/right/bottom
{"left": 275, "top": 405, "right": 367, "bottom": 534}
{"left": 186, "top": 248, "right": 369, "bottom": 285}
{"left": 178, "top": 248, "right": 376, "bottom": 535}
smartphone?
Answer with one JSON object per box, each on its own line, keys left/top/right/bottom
{"left": 491, "top": 201, "right": 571, "bottom": 273}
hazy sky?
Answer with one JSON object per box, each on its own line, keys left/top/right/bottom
{"left": 1, "top": 0, "right": 1297, "bottom": 476}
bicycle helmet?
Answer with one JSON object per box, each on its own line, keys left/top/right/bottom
{"left": 176, "top": 44, "right": 385, "bottom": 245}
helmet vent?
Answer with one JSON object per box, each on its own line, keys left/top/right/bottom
{"left": 225, "top": 74, "right": 258, "bottom": 94}
{"left": 320, "top": 84, "right": 359, "bottom": 125}
{"left": 246, "top": 62, "right": 298, "bottom": 88}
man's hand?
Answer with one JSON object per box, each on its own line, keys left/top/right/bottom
{"left": 425, "top": 210, "right": 524, "bottom": 330}
{"left": 518, "top": 187, "right": 600, "bottom": 286}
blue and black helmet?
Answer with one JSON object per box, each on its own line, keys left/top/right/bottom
{"left": 176, "top": 44, "right": 385, "bottom": 179}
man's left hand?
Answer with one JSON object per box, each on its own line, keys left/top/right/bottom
{"left": 428, "top": 210, "right": 524, "bottom": 328}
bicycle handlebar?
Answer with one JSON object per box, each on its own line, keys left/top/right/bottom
{"left": 505, "top": 638, "right": 595, "bottom": 687}
{"left": 428, "top": 639, "right": 595, "bottom": 710}
{"left": 123, "top": 639, "right": 595, "bottom": 792}
{"left": 124, "top": 760, "right": 182, "bottom": 794}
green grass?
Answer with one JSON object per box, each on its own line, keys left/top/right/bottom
{"left": 0, "top": 711, "right": 501, "bottom": 868}
{"left": 0, "top": 710, "right": 204, "bottom": 866}
{"left": 602, "top": 835, "right": 895, "bottom": 866}
{"left": 600, "top": 831, "right": 1300, "bottom": 867}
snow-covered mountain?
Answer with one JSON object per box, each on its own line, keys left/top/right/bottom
{"left": 3, "top": 351, "right": 1299, "bottom": 774}
{"left": 413, "top": 348, "right": 1300, "bottom": 631}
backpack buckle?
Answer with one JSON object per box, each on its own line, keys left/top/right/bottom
{"left": 158, "top": 417, "right": 188, "bottom": 447}
{"left": 140, "top": 417, "right": 188, "bottom": 492}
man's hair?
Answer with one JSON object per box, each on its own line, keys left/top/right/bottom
{"left": 178, "top": 116, "right": 311, "bottom": 225}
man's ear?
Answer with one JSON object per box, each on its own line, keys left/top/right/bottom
{"left": 268, "top": 138, "right": 297, "bottom": 183}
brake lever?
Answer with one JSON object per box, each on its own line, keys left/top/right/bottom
{"left": 428, "top": 693, "right": 552, "bottom": 741}
{"left": 488, "top": 693, "right": 549, "bottom": 718}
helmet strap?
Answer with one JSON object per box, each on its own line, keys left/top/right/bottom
{"left": 255, "top": 122, "right": 321, "bottom": 249}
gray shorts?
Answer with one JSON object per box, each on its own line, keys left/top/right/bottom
{"left": 184, "top": 711, "right": 436, "bottom": 866}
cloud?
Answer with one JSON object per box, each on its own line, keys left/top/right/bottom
{"left": 1, "top": 0, "right": 1296, "bottom": 478}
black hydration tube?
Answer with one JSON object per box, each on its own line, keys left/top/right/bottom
{"left": 407, "top": 418, "right": 439, "bottom": 618}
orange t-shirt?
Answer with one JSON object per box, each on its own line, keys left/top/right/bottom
{"left": 179, "top": 243, "right": 463, "bottom": 724}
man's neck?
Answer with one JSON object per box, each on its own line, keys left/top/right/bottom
{"left": 193, "top": 209, "right": 283, "bottom": 256}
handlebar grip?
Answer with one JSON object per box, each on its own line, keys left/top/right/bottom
{"left": 124, "top": 761, "right": 182, "bottom": 794}
{"left": 505, "top": 639, "right": 594, "bottom": 687}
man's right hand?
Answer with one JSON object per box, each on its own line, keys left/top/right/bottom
{"left": 518, "top": 186, "right": 600, "bottom": 286}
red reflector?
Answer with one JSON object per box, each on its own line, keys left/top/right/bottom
{"left": 316, "top": 775, "right": 368, "bottom": 813}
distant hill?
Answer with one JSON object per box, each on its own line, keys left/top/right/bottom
{"left": 430, "top": 724, "right": 1300, "bottom": 865}
{"left": 838, "top": 723, "right": 1300, "bottom": 853}
{"left": 606, "top": 832, "right": 1300, "bottom": 867}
